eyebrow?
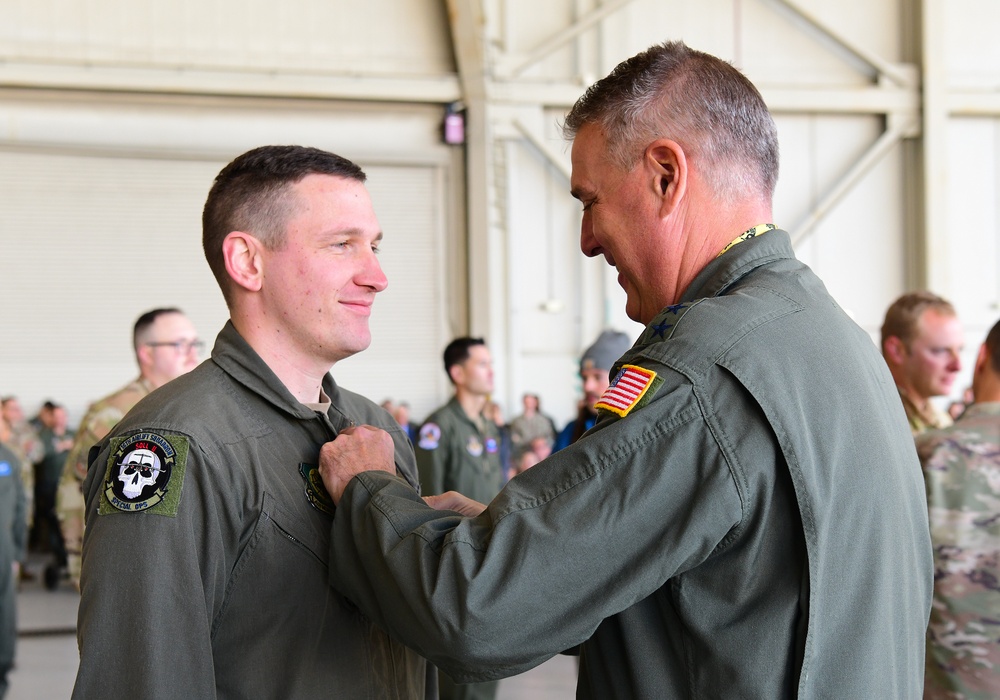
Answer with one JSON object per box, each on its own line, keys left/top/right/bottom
{"left": 325, "top": 228, "right": 383, "bottom": 243}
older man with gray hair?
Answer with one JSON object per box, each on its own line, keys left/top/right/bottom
{"left": 320, "top": 41, "right": 932, "bottom": 698}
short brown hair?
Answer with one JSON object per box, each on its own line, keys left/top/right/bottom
{"left": 202, "top": 145, "right": 366, "bottom": 305}
{"left": 880, "top": 291, "right": 956, "bottom": 350}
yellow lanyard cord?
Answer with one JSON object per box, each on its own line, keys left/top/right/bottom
{"left": 717, "top": 223, "right": 777, "bottom": 257}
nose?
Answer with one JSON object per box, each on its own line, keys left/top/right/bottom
{"left": 580, "top": 212, "right": 601, "bottom": 258}
{"left": 948, "top": 350, "right": 961, "bottom": 371}
{"left": 360, "top": 250, "right": 388, "bottom": 292}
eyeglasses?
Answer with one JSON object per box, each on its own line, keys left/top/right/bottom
{"left": 146, "top": 340, "right": 205, "bottom": 354}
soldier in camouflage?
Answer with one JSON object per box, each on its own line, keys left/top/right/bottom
{"left": 56, "top": 308, "right": 200, "bottom": 588}
{"left": 918, "top": 316, "right": 1000, "bottom": 698}
{"left": 882, "top": 292, "right": 964, "bottom": 435}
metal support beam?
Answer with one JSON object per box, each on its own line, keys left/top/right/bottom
{"left": 512, "top": 118, "right": 572, "bottom": 182}
{"left": 0, "top": 61, "right": 461, "bottom": 103}
{"left": 790, "top": 120, "right": 912, "bottom": 247}
{"left": 497, "top": 0, "right": 637, "bottom": 79}
{"left": 447, "top": 0, "right": 514, "bottom": 405}
{"left": 921, "top": 0, "right": 949, "bottom": 292}
{"left": 765, "top": 0, "right": 915, "bottom": 88}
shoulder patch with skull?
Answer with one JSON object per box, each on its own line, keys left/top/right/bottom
{"left": 99, "top": 431, "right": 189, "bottom": 516}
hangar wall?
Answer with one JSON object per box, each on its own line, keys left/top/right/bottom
{"left": 0, "top": 0, "right": 997, "bottom": 426}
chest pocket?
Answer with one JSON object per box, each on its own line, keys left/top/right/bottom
{"left": 213, "top": 491, "right": 328, "bottom": 635}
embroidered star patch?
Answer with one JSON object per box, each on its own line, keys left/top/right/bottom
{"left": 595, "top": 365, "right": 660, "bottom": 418}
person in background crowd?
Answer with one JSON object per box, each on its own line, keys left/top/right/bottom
{"left": 0, "top": 414, "right": 26, "bottom": 698}
{"left": 1, "top": 397, "right": 42, "bottom": 582}
{"left": 509, "top": 393, "right": 556, "bottom": 453}
{"left": 34, "top": 402, "right": 73, "bottom": 589}
{"left": 554, "top": 330, "right": 632, "bottom": 451}
{"left": 414, "top": 336, "right": 503, "bottom": 700}
{"left": 394, "top": 402, "right": 419, "bottom": 444}
{"left": 318, "top": 41, "right": 931, "bottom": 698}
{"left": 918, "top": 316, "right": 1000, "bottom": 699}
{"left": 56, "top": 307, "right": 201, "bottom": 591}
{"left": 483, "top": 400, "right": 513, "bottom": 479}
{"left": 881, "top": 291, "right": 964, "bottom": 435}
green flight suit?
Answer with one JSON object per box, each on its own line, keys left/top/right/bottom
{"left": 415, "top": 397, "right": 502, "bottom": 700}
{"left": 329, "top": 230, "right": 933, "bottom": 698}
{"left": 0, "top": 443, "right": 26, "bottom": 698}
{"left": 75, "top": 322, "right": 434, "bottom": 699}
{"left": 415, "top": 397, "right": 503, "bottom": 507}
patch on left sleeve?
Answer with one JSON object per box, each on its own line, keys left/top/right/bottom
{"left": 595, "top": 364, "right": 662, "bottom": 418}
{"left": 99, "top": 431, "right": 189, "bottom": 516}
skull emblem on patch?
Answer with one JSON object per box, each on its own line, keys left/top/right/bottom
{"left": 104, "top": 431, "right": 176, "bottom": 512}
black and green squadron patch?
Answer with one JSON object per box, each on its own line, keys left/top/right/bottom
{"left": 299, "top": 462, "right": 335, "bottom": 516}
{"left": 99, "top": 431, "right": 189, "bottom": 516}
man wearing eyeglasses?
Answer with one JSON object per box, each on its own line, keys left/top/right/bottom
{"left": 73, "top": 146, "right": 435, "bottom": 699}
{"left": 56, "top": 307, "right": 200, "bottom": 591}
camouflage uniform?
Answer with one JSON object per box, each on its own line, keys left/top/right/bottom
{"left": 901, "top": 389, "right": 953, "bottom": 436}
{"left": 57, "top": 378, "right": 151, "bottom": 586}
{"left": 8, "top": 420, "right": 43, "bottom": 531}
{"left": 917, "top": 402, "right": 1000, "bottom": 699}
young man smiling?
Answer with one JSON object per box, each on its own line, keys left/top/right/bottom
{"left": 74, "top": 146, "right": 434, "bottom": 699}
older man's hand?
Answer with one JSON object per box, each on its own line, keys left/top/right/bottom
{"left": 319, "top": 425, "right": 395, "bottom": 505}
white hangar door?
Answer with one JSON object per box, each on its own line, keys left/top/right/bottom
{"left": 0, "top": 99, "right": 455, "bottom": 423}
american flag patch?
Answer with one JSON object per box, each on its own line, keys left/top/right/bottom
{"left": 595, "top": 364, "right": 658, "bottom": 417}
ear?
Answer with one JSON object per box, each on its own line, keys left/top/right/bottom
{"left": 448, "top": 363, "right": 464, "bottom": 387}
{"left": 223, "top": 231, "right": 265, "bottom": 293}
{"left": 135, "top": 343, "right": 154, "bottom": 372}
{"left": 645, "top": 139, "right": 688, "bottom": 218}
{"left": 883, "top": 336, "right": 907, "bottom": 366}
{"left": 974, "top": 343, "right": 989, "bottom": 376}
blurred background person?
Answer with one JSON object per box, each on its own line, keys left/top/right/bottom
{"left": 394, "top": 401, "right": 419, "bottom": 444}
{"left": 881, "top": 291, "right": 964, "bottom": 435}
{"left": 1, "top": 397, "right": 42, "bottom": 583}
{"left": 34, "top": 402, "right": 73, "bottom": 589}
{"left": 918, "top": 316, "right": 1000, "bottom": 697}
{"left": 554, "top": 330, "right": 632, "bottom": 451}
{"left": 0, "top": 414, "right": 26, "bottom": 698}
{"left": 509, "top": 393, "right": 556, "bottom": 455}
{"left": 414, "top": 336, "right": 502, "bottom": 700}
{"left": 56, "top": 307, "right": 200, "bottom": 590}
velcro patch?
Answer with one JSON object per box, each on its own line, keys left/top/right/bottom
{"left": 299, "top": 462, "right": 335, "bottom": 516}
{"left": 418, "top": 423, "right": 441, "bottom": 450}
{"left": 595, "top": 365, "right": 661, "bottom": 418}
{"left": 99, "top": 431, "right": 189, "bottom": 516}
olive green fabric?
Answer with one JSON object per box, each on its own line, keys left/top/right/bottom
{"left": 0, "top": 443, "right": 25, "bottom": 696}
{"left": 415, "top": 397, "right": 503, "bottom": 505}
{"left": 414, "top": 397, "right": 503, "bottom": 700}
{"left": 75, "top": 321, "right": 434, "bottom": 699}
{"left": 330, "top": 230, "right": 932, "bottom": 698}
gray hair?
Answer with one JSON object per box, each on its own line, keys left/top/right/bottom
{"left": 563, "top": 41, "right": 779, "bottom": 202}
